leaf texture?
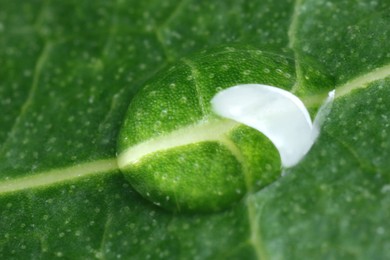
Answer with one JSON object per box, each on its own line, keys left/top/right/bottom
{"left": 0, "top": 0, "right": 389, "bottom": 259}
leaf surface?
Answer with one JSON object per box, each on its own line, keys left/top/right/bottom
{"left": 0, "top": 0, "right": 389, "bottom": 259}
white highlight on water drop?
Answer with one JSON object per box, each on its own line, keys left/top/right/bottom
{"left": 211, "top": 84, "right": 334, "bottom": 168}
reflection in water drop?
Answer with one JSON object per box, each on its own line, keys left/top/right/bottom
{"left": 212, "top": 84, "right": 334, "bottom": 168}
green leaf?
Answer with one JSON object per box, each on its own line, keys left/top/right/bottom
{"left": 0, "top": 0, "right": 389, "bottom": 259}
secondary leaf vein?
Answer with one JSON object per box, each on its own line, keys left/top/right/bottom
{"left": 247, "top": 197, "right": 268, "bottom": 260}
{"left": 288, "top": 0, "right": 304, "bottom": 93}
{"left": 0, "top": 41, "right": 53, "bottom": 153}
{"left": 182, "top": 58, "right": 207, "bottom": 115}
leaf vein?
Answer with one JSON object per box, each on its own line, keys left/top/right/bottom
{"left": 0, "top": 158, "right": 118, "bottom": 195}
{"left": 288, "top": 0, "right": 304, "bottom": 93}
{"left": 247, "top": 197, "right": 268, "bottom": 260}
{"left": 0, "top": 41, "right": 53, "bottom": 154}
{"left": 182, "top": 58, "right": 207, "bottom": 115}
{"left": 303, "top": 63, "right": 390, "bottom": 107}
{"left": 154, "top": 0, "right": 190, "bottom": 62}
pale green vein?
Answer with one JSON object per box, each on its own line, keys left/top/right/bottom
{"left": 247, "top": 198, "right": 268, "bottom": 260}
{"left": 182, "top": 58, "right": 207, "bottom": 115}
{"left": 98, "top": 213, "right": 113, "bottom": 260}
{"left": 0, "top": 41, "right": 53, "bottom": 154}
{"left": 218, "top": 138, "right": 246, "bottom": 167}
{"left": 288, "top": 0, "right": 304, "bottom": 93}
{"left": 303, "top": 63, "right": 390, "bottom": 107}
{"left": 38, "top": 233, "right": 49, "bottom": 254}
{"left": 287, "top": 0, "right": 302, "bottom": 50}
{"left": 98, "top": 89, "right": 125, "bottom": 135}
{"left": 155, "top": 0, "right": 189, "bottom": 62}
{"left": 155, "top": 29, "right": 175, "bottom": 62}
{"left": 118, "top": 119, "right": 239, "bottom": 168}
{"left": 222, "top": 139, "right": 268, "bottom": 259}
{"left": 219, "top": 137, "right": 252, "bottom": 190}
{"left": 33, "top": 0, "right": 50, "bottom": 33}
{"left": 0, "top": 158, "right": 118, "bottom": 195}
{"left": 159, "top": 0, "right": 189, "bottom": 30}
{"left": 336, "top": 64, "right": 390, "bottom": 97}
{"left": 102, "top": 0, "right": 121, "bottom": 58}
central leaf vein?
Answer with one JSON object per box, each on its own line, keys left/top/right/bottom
{"left": 0, "top": 158, "right": 118, "bottom": 195}
{"left": 118, "top": 119, "right": 239, "bottom": 168}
